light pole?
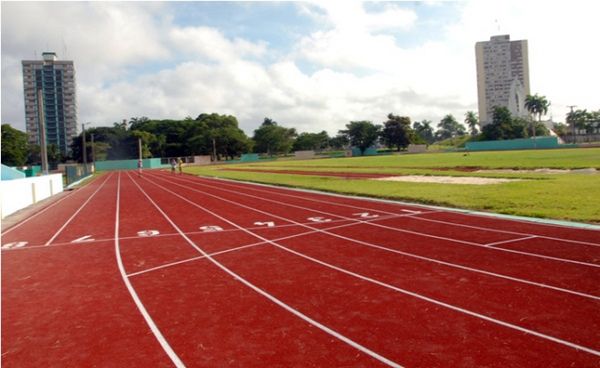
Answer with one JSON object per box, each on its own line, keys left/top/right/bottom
{"left": 37, "top": 89, "right": 49, "bottom": 175}
{"left": 567, "top": 105, "right": 577, "bottom": 144}
{"left": 90, "top": 133, "right": 96, "bottom": 170}
{"left": 82, "top": 123, "right": 91, "bottom": 174}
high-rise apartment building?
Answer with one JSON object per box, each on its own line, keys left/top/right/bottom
{"left": 22, "top": 52, "right": 77, "bottom": 155}
{"left": 475, "top": 35, "right": 530, "bottom": 125}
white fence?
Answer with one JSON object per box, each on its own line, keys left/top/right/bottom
{"left": 1, "top": 174, "right": 63, "bottom": 219}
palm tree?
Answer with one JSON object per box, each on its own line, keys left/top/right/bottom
{"left": 524, "top": 94, "right": 550, "bottom": 141}
{"left": 464, "top": 111, "right": 479, "bottom": 136}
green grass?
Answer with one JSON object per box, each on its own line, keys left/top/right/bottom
{"left": 185, "top": 147, "right": 600, "bottom": 223}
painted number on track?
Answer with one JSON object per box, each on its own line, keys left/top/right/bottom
{"left": 137, "top": 230, "right": 160, "bottom": 237}
{"left": 254, "top": 222, "right": 275, "bottom": 227}
{"left": 353, "top": 212, "right": 379, "bottom": 219}
{"left": 200, "top": 226, "right": 223, "bottom": 232}
{"left": 307, "top": 217, "right": 332, "bottom": 223}
{"left": 2, "top": 241, "right": 28, "bottom": 250}
{"left": 72, "top": 235, "right": 95, "bottom": 243}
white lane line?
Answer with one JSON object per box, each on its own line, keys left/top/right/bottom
{"left": 127, "top": 217, "right": 387, "bottom": 278}
{"left": 144, "top": 172, "right": 600, "bottom": 357}
{"left": 411, "top": 215, "right": 600, "bottom": 247}
{"left": 115, "top": 172, "right": 185, "bottom": 367}
{"left": 0, "top": 175, "right": 103, "bottom": 236}
{"left": 188, "top": 174, "right": 600, "bottom": 247}
{"left": 146, "top": 173, "right": 600, "bottom": 301}
{"left": 129, "top": 172, "right": 403, "bottom": 368}
{"left": 43, "top": 173, "right": 113, "bottom": 246}
{"left": 485, "top": 236, "right": 538, "bottom": 247}
{"left": 152, "top": 172, "right": 600, "bottom": 269}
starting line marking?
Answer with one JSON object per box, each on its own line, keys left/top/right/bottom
{"left": 138, "top": 230, "right": 160, "bottom": 237}
{"left": 353, "top": 212, "right": 379, "bottom": 219}
{"left": 254, "top": 221, "right": 275, "bottom": 227}
{"left": 1, "top": 241, "right": 28, "bottom": 250}
{"left": 307, "top": 217, "right": 332, "bottom": 223}
{"left": 200, "top": 225, "right": 223, "bottom": 232}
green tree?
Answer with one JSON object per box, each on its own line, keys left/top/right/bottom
{"left": 339, "top": 121, "right": 380, "bottom": 155}
{"left": 47, "top": 144, "right": 63, "bottom": 169}
{"left": 1, "top": 124, "right": 29, "bottom": 166}
{"left": 552, "top": 123, "right": 568, "bottom": 138}
{"left": 292, "top": 131, "right": 330, "bottom": 151}
{"left": 464, "top": 111, "right": 479, "bottom": 136}
{"left": 380, "top": 113, "right": 413, "bottom": 151}
{"left": 193, "top": 113, "right": 251, "bottom": 160}
{"left": 524, "top": 94, "right": 550, "bottom": 139}
{"left": 435, "top": 114, "right": 466, "bottom": 141}
{"left": 481, "top": 106, "right": 528, "bottom": 140}
{"left": 413, "top": 120, "right": 435, "bottom": 144}
{"left": 252, "top": 118, "right": 297, "bottom": 156}
{"left": 328, "top": 134, "right": 349, "bottom": 150}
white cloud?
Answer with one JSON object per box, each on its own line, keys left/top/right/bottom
{"left": 2, "top": 1, "right": 599, "bottom": 140}
{"left": 169, "top": 27, "right": 267, "bottom": 62}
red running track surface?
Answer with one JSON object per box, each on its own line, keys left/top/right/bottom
{"left": 2, "top": 170, "right": 599, "bottom": 367}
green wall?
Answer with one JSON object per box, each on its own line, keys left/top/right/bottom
{"left": 95, "top": 158, "right": 166, "bottom": 171}
{"left": 465, "top": 137, "right": 563, "bottom": 151}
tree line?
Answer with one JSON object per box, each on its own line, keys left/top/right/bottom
{"left": 3, "top": 93, "right": 598, "bottom": 167}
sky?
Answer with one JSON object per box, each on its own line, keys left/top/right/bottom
{"left": 2, "top": 1, "right": 599, "bottom": 136}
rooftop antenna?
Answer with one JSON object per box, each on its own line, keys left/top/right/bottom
{"left": 494, "top": 19, "right": 501, "bottom": 33}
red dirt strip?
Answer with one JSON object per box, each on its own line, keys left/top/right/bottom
{"left": 221, "top": 167, "right": 393, "bottom": 179}
{"left": 2, "top": 169, "right": 599, "bottom": 367}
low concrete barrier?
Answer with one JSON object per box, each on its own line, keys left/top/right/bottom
{"left": 1, "top": 174, "right": 63, "bottom": 219}
{"left": 407, "top": 144, "right": 427, "bottom": 153}
{"left": 294, "top": 150, "right": 315, "bottom": 160}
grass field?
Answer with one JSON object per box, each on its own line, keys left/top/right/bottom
{"left": 185, "top": 148, "right": 600, "bottom": 224}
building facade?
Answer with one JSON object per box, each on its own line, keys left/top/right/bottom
{"left": 22, "top": 52, "right": 77, "bottom": 155}
{"left": 475, "top": 35, "right": 530, "bottom": 125}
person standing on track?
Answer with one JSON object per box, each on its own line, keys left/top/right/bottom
{"left": 137, "top": 159, "right": 143, "bottom": 177}
{"left": 171, "top": 158, "right": 177, "bottom": 174}
{"left": 177, "top": 157, "right": 183, "bottom": 174}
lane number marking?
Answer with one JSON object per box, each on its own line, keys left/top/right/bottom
{"left": 2, "top": 241, "right": 28, "bottom": 250}
{"left": 200, "top": 226, "right": 223, "bottom": 232}
{"left": 72, "top": 235, "right": 94, "bottom": 243}
{"left": 353, "top": 212, "right": 379, "bottom": 219}
{"left": 254, "top": 222, "right": 275, "bottom": 227}
{"left": 138, "top": 230, "right": 160, "bottom": 237}
{"left": 307, "top": 217, "right": 332, "bottom": 223}
{"left": 401, "top": 209, "right": 421, "bottom": 214}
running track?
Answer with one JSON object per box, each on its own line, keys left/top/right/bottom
{"left": 2, "top": 171, "right": 599, "bottom": 367}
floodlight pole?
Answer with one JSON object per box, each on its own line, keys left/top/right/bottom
{"left": 567, "top": 105, "right": 577, "bottom": 144}
{"left": 37, "top": 89, "right": 49, "bottom": 175}
{"left": 90, "top": 133, "right": 95, "bottom": 163}
{"left": 82, "top": 123, "right": 88, "bottom": 166}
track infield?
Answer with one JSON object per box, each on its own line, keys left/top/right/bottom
{"left": 2, "top": 170, "right": 599, "bottom": 367}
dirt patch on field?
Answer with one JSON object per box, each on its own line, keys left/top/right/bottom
{"left": 373, "top": 175, "right": 520, "bottom": 185}
{"left": 476, "top": 168, "right": 597, "bottom": 174}
{"left": 220, "top": 168, "right": 391, "bottom": 179}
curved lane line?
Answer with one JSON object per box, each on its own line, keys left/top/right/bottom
{"left": 114, "top": 172, "right": 185, "bottom": 367}
{"left": 143, "top": 172, "right": 600, "bottom": 357}
{"left": 44, "top": 173, "right": 113, "bottom": 246}
{"left": 128, "top": 172, "right": 403, "bottom": 368}
{"left": 148, "top": 172, "right": 600, "bottom": 300}
{"left": 1, "top": 174, "right": 103, "bottom": 236}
